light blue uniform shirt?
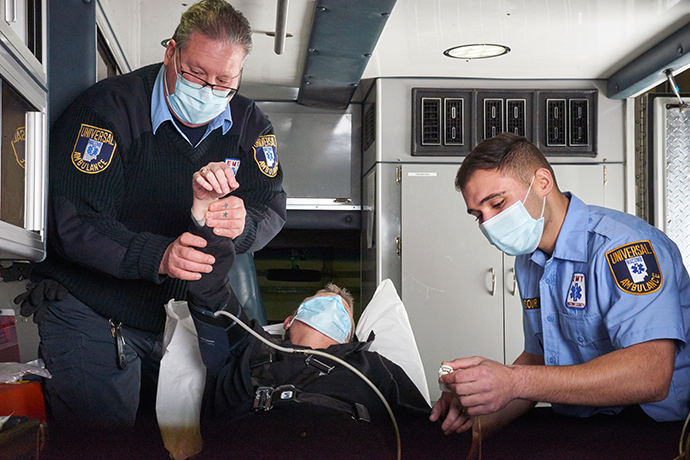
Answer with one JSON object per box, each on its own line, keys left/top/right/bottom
{"left": 515, "top": 193, "right": 690, "bottom": 421}
{"left": 151, "top": 64, "right": 233, "bottom": 146}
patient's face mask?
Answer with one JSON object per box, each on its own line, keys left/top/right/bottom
{"left": 290, "top": 296, "right": 351, "bottom": 344}
{"left": 479, "top": 175, "right": 546, "bottom": 256}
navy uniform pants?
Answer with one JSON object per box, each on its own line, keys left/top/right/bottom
{"left": 38, "top": 294, "right": 163, "bottom": 429}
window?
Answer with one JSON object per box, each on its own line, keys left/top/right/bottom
{"left": 97, "top": 28, "right": 120, "bottom": 81}
{"left": 0, "top": 0, "right": 47, "bottom": 260}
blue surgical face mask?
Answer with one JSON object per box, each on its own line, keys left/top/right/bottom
{"left": 165, "top": 52, "right": 230, "bottom": 125}
{"left": 290, "top": 295, "right": 352, "bottom": 344}
{"left": 479, "top": 176, "right": 546, "bottom": 256}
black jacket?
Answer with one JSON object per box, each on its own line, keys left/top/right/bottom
{"left": 35, "top": 63, "right": 286, "bottom": 331}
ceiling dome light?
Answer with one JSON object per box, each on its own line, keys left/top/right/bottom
{"left": 443, "top": 44, "right": 511, "bottom": 59}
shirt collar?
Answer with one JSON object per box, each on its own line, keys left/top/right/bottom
{"left": 549, "top": 192, "right": 590, "bottom": 263}
{"left": 151, "top": 64, "right": 233, "bottom": 145}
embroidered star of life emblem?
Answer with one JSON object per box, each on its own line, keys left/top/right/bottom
{"left": 566, "top": 273, "right": 586, "bottom": 309}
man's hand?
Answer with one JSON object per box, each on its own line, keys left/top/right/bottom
{"left": 440, "top": 356, "right": 518, "bottom": 416}
{"left": 430, "top": 390, "right": 475, "bottom": 435}
{"left": 193, "top": 162, "right": 239, "bottom": 203}
{"left": 159, "top": 232, "right": 214, "bottom": 280}
{"left": 205, "top": 195, "right": 246, "bottom": 239}
{"left": 192, "top": 162, "right": 245, "bottom": 239}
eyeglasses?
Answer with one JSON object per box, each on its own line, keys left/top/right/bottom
{"left": 176, "top": 49, "right": 241, "bottom": 98}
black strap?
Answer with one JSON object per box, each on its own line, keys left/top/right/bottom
{"left": 253, "top": 384, "right": 370, "bottom": 423}
{"left": 298, "top": 393, "right": 371, "bottom": 422}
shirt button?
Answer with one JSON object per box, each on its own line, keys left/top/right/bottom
{"left": 549, "top": 357, "right": 556, "bottom": 364}
{"left": 578, "top": 336, "right": 586, "bottom": 343}
{"left": 547, "top": 316, "right": 554, "bottom": 322}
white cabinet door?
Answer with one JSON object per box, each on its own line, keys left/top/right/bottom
{"left": 401, "top": 162, "right": 625, "bottom": 401}
{"left": 503, "top": 256, "right": 523, "bottom": 365}
{"left": 552, "top": 163, "right": 624, "bottom": 210}
{"left": 401, "top": 163, "right": 504, "bottom": 402}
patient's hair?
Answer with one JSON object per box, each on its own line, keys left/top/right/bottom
{"left": 455, "top": 132, "right": 558, "bottom": 190}
{"left": 315, "top": 283, "right": 355, "bottom": 314}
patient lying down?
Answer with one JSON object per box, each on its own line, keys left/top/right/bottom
{"left": 184, "top": 171, "right": 470, "bottom": 459}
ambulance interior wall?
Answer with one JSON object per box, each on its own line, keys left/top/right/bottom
{"left": 0, "top": 2, "right": 101, "bottom": 365}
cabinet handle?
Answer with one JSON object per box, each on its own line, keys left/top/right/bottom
{"left": 510, "top": 268, "right": 517, "bottom": 296}
{"left": 25, "top": 112, "right": 47, "bottom": 232}
{"left": 5, "top": 0, "right": 15, "bottom": 23}
{"left": 490, "top": 268, "right": 496, "bottom": 296}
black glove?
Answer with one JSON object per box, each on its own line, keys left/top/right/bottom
{"left": 14, "top": 279, "right": 68, "bottom": 324}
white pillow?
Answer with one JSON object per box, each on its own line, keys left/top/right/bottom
{"left": 355, "top": 279, "right": 431, "bottom": 405}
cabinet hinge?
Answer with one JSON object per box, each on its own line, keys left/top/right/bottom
{"left": 395, "top": 165, "right": 402, "bottom": 184}
{"left": 395, "top": 236, "right": 401, "bottom": 255}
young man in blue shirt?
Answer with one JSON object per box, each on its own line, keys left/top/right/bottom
{"left": 431, "top": 132, "right": 688, "bottom": 457}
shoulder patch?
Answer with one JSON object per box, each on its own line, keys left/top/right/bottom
{"left": 253, "top": 134, "right": 278, "bottom": 177}
{"left": 12, "top": 126, "right": 25, "bottom": 169}
{"left": 522, "top": 297, "right": 540, "bottom": 310}
{"left": 71, "top": 124, "right": 116, "bottom": 174}
{"left": 605, "top": 241, "right": 662, "bottom": 295}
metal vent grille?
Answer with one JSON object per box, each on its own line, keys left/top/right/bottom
{"left": 506, "top": 99, "right": 526, "bottom": 136}
{"left": 444, "top": 98, "right": 464, "bottom": 145}
{"left": 484, "top": 99, "right": 504, "bottom": 139}
{"left": 569, "top": 99, "right": 589, "bottom": 146}
{"left": 421, "top": 97, "right": 441, "bottom": 145}
{"left": 412, "top": 88, "right": 471, "bottom": 156}
{"left": 362, "top": 103, "right": 376, "bottom": 151}
{"left": 546, "top": 99, "right": 567, "bottom": 146}
{"left": 413, "top": 88, "right": 595, "bottom": 156}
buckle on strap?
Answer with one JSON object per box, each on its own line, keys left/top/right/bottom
{"left": 253, "top": 384, "right": 297, "bottom": 412}
{"left": 354, "top": 403, "right": 371, "bottom": 423}
{"left": 253, "top": 387, "right": 274, "bottom": 411}
{"left": 305, "top": 354, "right": 335, "bottom": 374}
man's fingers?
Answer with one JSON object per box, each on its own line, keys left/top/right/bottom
{"left": 207, "top": 196, "right": 243, "bottom": 213}
{"left": 429, "top": 397, "right": 448, "bottom": 422}
{"left": 166, "top": 246, "right": 214, "bottom": 280}
{"left": 178, "top": 232, "right": 208, "bottom": 249}
{"left": 199, "top": 162, "right": 238, "bottom": 196}
{"left": 167, "top": 261, "right": 213, "bottom": 280}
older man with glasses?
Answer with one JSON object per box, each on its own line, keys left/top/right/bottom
{"left": 27, "top": 0, "right": 286, "bottom": 442}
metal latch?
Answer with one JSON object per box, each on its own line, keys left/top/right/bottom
{"left": 253, "top": 386, "right": 274, "bottom": 411}
{"left": 305, "top": 354, "right": 335, "bottom": 374}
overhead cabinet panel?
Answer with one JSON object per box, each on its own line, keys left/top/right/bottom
{"left": 411, "top": 88, "right": 597, "bottom": 157}
{"left": 536, "top": 89, "right": 598, "bottom": 156}
{"left": 411, "top": 88, "right": 473, "bottom": 156}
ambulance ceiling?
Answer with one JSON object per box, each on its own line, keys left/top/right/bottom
{"left": 138, "top": 0, "right": 690, "bottom": 106}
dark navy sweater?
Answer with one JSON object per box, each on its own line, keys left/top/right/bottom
{"left": 35, "top": 63, "right": 286, "bottom": 332}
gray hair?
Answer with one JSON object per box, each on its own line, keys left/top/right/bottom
{"left": 172, "top": 0, "right": 252, "bottom": 58}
